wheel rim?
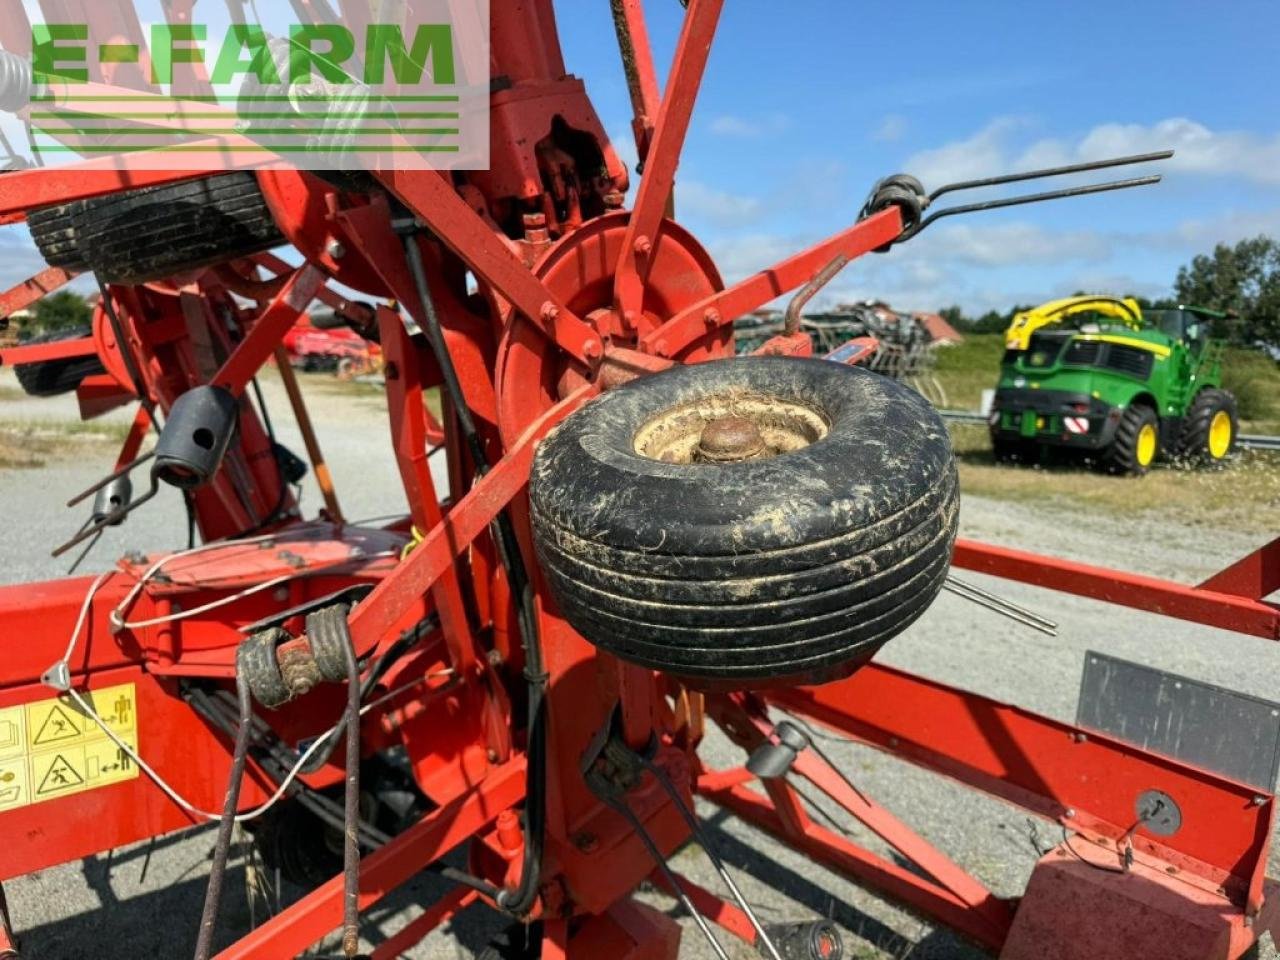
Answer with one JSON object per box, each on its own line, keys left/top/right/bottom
{"left": 1208, "top": 410, "right": 1232, "bottom": 458}
{"left": 1136, "top": 423, "right": 1157, "bottom": 467}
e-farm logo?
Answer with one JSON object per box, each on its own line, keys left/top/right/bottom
{"left": 23, "top": 5, "right": 489, "bottom": 171}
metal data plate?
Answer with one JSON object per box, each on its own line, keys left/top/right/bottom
{"left": 1076, "top": 651, "right": 1280, "bottom": 792}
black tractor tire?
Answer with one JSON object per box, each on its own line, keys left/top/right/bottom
{"left": 27, "top": 203, "right": 88, "bottom": 271}
{"left": 991, "top": 434, "right": 1037, "bottom": 464}
{"left": 1176, "top": 388, "right": 1238, "bottom": 466}
{"left": 1104, "top": 403, "right": 1160, "bottom": 476}
{"left": 11, "top": 327, "right": 106, "bottom": 397}
{"left": 529, "top": 356, "right": 959, "bottom": 689}
{"left": 29, "top": 173, "right": 285, "bottom": 285}
{"left": 478, "top": 924, "right": 542, "bottom": 960}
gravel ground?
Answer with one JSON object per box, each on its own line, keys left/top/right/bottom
{"left": 0, "top": 367, "right": 1277, "bottom": 959}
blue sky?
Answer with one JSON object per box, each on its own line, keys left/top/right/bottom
{"left": 554, "top": 0, "right": 1280, "bottom": 315}
{"left": 2, "top": 1, "right": 1276, "bottom": 317}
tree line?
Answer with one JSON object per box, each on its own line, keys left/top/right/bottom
{"left": 939, "top": 234, "right": 1280, "bottom": 347}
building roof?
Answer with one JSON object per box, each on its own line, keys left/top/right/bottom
{"left": 915, "top": 312, "right": 964, "bottom": 344}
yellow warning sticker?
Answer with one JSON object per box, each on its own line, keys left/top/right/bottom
{"left": 0, "top": 684, "right": 139, "bottom": 812}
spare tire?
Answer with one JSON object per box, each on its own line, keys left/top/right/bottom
{"left": 529, "top": 356, "right": 958, "bottom": 689}
{"left": 27, "top": 173, "right": 285, "bottom": 285}
{"left": 12, "top": 326, "right": 106, "bottom": 397}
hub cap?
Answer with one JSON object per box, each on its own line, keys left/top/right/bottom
{"left": 1136, "top": 423, "right": 1157, "bottom": 467}
{"left": 1208, "top": 410, "right": 1232, "bottom": 459}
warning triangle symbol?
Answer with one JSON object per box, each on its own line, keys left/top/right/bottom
{"left": 33, "top": 705, "right": 81, "bottom": 745}
{"left": 37, "top": 755, "right": 84, "bottom": 795}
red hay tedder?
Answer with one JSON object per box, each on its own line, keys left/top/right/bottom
{"left": 0, "top": 3, "right": 1277, "bottom": 958}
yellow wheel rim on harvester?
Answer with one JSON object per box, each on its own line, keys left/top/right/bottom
{"left": 1136, "top": 423, "right": 1158, "bottom": 467}
{"left": 1208, "top": 410, "right": 1233, "bottom": 459}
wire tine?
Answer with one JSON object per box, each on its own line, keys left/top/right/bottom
{"left": 66, "top": 450, "right": 155, "bottom": 509}
{"left": 52, "top": 483, "right": 159, "bottom": 558}
{"left": 943, "top": 582, "right": 1058, "bottom": 636}
{"left": 904, "top": 175, "right": 1162, "bottom": 242}
{"left": 928, "top": 150, "right": 1173, "bottom": 201}
{"left": 945, "top": 575, "right": 1057, "bottom": 629}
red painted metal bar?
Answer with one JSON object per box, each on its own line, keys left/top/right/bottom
{"left": 614, "top": 0, "right": 724, "bottom": 319}
{"left": 653, "top": 871, "right": 757, "bottom": 946}
{"left": 115, "top": 404, "right": 152, "bottom": 469}
{"left": 640, "top": 208, "right": 903, "bottom": 357}
{"left": 345, "top": 384, "right": 596, "bottom": 657}
{"left": 952, "top": 538, "right": 1280, "bottom": 641}
{"left": 0, "top": 336, "right": 97, "bottom": 367}
{"left": 765, "top": 664, "right": 1273, "bottom": 907}
{"left": 214, "top": 758, "right": 526, "bottom": 960}
{"left": 211, "top": 265, "right": 325, "bottom": 396}
{"left": 0, "top": 265, "right": 79, "bottom": 321}
{"left": 375, "top": 169, "right": 603, "bottom": 367}
{"left": 368, "top": 886, "right": 478, "bottom": 960}
{"left": 699, "top": 777, "right": 1009, "bottom": 950}
{"left": 610, "top": 0, "right": 662, "bottom": 163}
{"left": 1199, "top": 535, "right": 1280, "bottom": 601}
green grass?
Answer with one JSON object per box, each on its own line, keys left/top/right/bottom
{"left": 0, "top": 418, "right": 131, "bottom": 469}
{"left": 934, "top": 334, "right": 1280, "bottom": 432}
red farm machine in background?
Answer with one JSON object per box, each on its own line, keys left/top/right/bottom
{"left": 0, "top": 2, "right": 1276, "bottom": 959}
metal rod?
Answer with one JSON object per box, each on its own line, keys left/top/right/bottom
{"left": 603, "top": 795, "right": 733, "bottom": 960}
{"left": 784, "top": 254, "right": 849, "bottom": 335}
{"left": 272, "top": 345, "right": 344, "bottom": 523}
{"left": 945, "top": 575, "right": 1057, "bottom": 629}
{"left": 340, "top": 619, "right": 362, "bottom": 958}
{"left": 193, "top": 673, "right": 255, "bottom": 960}
{"left": 643, "top": 757, "right": 784, "bottom": 960}
{"left": 902, "top": 175, "right": 1162, "bottom": 242}
{"left": 943, "top": 579, "right": 1058, "bottom": 636}
{"left": 927, "top": 150, "right": 1173, "bottom": 202}
{"left": 52, "top": 481, "right": 159, "bottom": 558}
{"left": 64, "top": 450, "right": 155, "bottom": 508}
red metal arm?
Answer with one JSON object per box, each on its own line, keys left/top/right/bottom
{"left": 610, "top": 0, "right": 662, "bottom": 163}
{"left": 0, "top": 266, "right": 79, "bottom": 321}
{"left": 640, "top": 207, "right": 904, "bottom": 357}
{"left": 952, "top": 538, "right": 1280, "bottom": 641}
{"left": 211, "top": 265, "right": 325, "bottom": 396}
{"left": 614, "top": 0, "right": 724, "bottom": 320}
{"left": 0, "top": 335, "right": 98, "bottom": 366}
{"left": 375, "top": 169, "right": 604, "bottom": 367}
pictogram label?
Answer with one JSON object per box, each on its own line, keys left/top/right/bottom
{"left": 0, "top": 684, "right": 140, "bottom": 812}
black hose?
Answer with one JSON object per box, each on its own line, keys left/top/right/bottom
{"left": 399, "top": 233, "right": 548, "bottom": 916}
{"left": 193, "top": 673, "right": 254, "bottom": 960}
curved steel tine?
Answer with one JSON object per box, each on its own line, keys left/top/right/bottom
{"left": 927, "top": 150, "right": 1174, "bottom": 202}
{"left": 52, "top": 479, "right": 159, "bottom": 558}
{"left": 65, "top": 450, "right": 156, "bottom": 509}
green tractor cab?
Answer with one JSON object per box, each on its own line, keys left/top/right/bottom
{"left": 990, "top": 297, "right": 1236, "bottom": 474}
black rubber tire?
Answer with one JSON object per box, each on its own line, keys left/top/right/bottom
{"left": 478, "top": 924, "right": 542, "bottom": 960}
{"left": 1176, "top": 387, "right": 1238, "bottom": 466}
{"left": 27, "top": 203, "right": 88, "bottom": 270}
{"left": 1104, "top": 403, "right": 1159, "bottom": 476}
{"left": 529, "top": 356, "right": 959, "bottom": 689}
{"left": 991, "top": 434, "right": 1036, "bottom": 464}
{"left": 62, "top": 173, "right": 284, "bottom": 284}
{"left": 11, "top": 327, "right": 106, "bottom": 397}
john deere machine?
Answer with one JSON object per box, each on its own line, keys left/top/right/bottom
{"left": 989, "top": 295, "right": 1237, "bottom": 474}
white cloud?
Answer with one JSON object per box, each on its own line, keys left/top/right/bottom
{"left": 902, "top": 116, "right": 1029, "bottom": 187}
{"left": 708, "top": 113, "right": 789, "bottom": 139}
{"left": 872, "top": 114, "right": 908, "bottom": 143}
{"left": 676, "top": 181, "right": 763, "bottom": 228}
{"left": 910, "top": 116, "right": 1280, "bottom": 190}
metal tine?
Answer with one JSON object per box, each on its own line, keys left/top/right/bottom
{"left": 902, "top": 175, "right": 1163, "bottom": 242}
{"left": 65, "top": 450, "right": 155, "bottom": 509}
{"left": 927, "top": 149, "right": 1173, "bottom": 202}
{"left": 52, "top": 480, "right": 159, "bottom": 558}
{"left": 943, "top": 579, "right": 1058, "bottom": 637}
{"left": 946, "top": 575, "right": 1057, "bottom": 629}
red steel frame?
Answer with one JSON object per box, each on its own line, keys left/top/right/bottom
{"left": 0, "top": 2, "right": 1276, "bottom": 959}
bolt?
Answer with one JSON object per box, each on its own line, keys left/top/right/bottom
{"left": 487, "top": 649, "right": 505, "bottom": 667}
{"left": 487, "top": 749, "right": 500, "bottom": 763}
{"left": 1253, "top": 795, "right": 1268, "bottom": 806}
{"left": 573, "top": 832, "right": 600, "bottom": 853}
{"left": 602, "top": 191, "right": 625, "bottom": 208}
{"left": 583, "top": 339, "right": 603, "bottom": 361}
{"left": 540, "top": 301, "right": 561, "bottom": 324}
{"left": 703, "top": 308, "right": 722, "bottom": 328}
{"left": 634, "top": 236, "right": 652, "bottom": 258}
{"left": 653, "top": 339, "right": 670, "bottom": 356}
{"left": 1073, "top": 732, "right": 1088, "bottom": 743}
{"left": 325, "top": 239, "right": 346, "bottom": 259}
{"left": 1064, "top": 807, "right": 1076, "bottom": 819}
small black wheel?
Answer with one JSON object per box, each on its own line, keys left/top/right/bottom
{"left": 30, "top": 172, "right": 285, "bottom": 284}
{"left": 27, "top": 202, "right": 88, "bottom": 271}
{"left": 11, "top": 326, "right": 105, "bottom": 397}
{"left": 1176, "top": 387, "right": 1237, "bottom": 466}
{"left": 991, "top": 434, "right": 1036, "bottom": 464}
{"left": 530, "top": 356, "right": 959, "bottom": 689}
{"left": 1105, "top": 403, "right": 1159, "bottom": 475}
{"left": 478, "top": 924, "right": 542, "bottom": 960}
